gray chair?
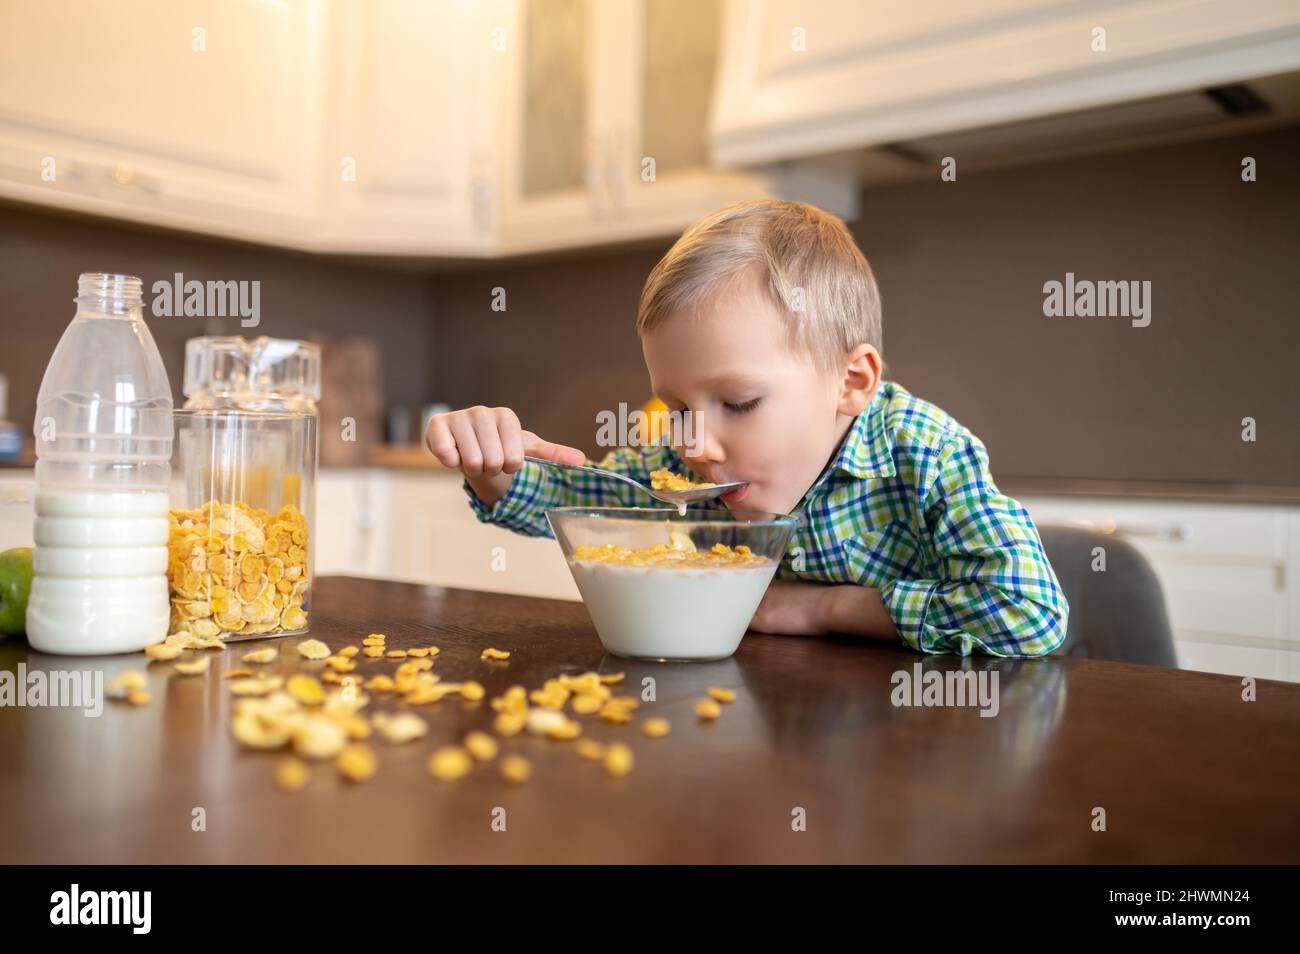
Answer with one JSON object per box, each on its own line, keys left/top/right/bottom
{"left": 1037, "top": 524, "right": 1177, "bottom": 667}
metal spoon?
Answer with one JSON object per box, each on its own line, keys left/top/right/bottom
{"left": 522, "top": 455, "right": 748, "bottom": 510}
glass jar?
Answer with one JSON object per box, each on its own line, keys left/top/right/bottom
{"left": 168, "top": 337, "right": 320, "bottom": 641}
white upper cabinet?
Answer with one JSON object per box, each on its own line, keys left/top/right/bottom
{"left": 0, "top": 0, "right": 857, "bottom": 254}
{"left": 494, "top": 0, "right": 780, "bottom": 255}
{"left": 318, "top": 0, "right": 498, "bottom": 256}
{"left": 711, "top": 0, "right": 1300, "bottom": 165}
{"left": 0, "top": 0, "right": 327, "bottom": 247}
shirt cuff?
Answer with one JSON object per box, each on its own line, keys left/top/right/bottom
{"left": 880, "top": 577, "right": 939, "bottom": 653}
{"left": 462, "top": 460, "right": 550, "bottom": 537}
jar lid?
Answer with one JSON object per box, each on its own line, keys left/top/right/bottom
{"left": 183, "top": 336, "right": 321, "bottom": 407}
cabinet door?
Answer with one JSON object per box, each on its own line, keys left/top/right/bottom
{"left": 319, "top": 0, "right": 498, "bottom": 255}
{"left": 614, "top": 0, "right": 774, "bottom": 235}
{"left": 496, "top": 0, "right": 605, "bottom": 253}
{"left": 0, "top": 0, "right": 326, "bottom": 247}
{"left": 712, "top": 0, "right": 1300, "bottom": 165}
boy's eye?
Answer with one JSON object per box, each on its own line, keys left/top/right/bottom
{"left": 724, "top": 398, "right": 761, "bottom": 414}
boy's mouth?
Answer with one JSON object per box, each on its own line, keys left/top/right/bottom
{"left": 721, "top": 483, "right": 750, "bottom": 506}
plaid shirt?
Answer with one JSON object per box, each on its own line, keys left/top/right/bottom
{"left": 464, "top": 381, "right": 1068, "bottom": 657}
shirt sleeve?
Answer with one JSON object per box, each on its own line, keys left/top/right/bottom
{"left": 463, "top": 444, "right": 677, "bottom": 539}
{"left": 879, "top": 430, "right": 1069, "bottom": 657}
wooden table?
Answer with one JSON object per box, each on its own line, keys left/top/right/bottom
{"left": 1, "top": 575, "right": 1298, "bottom": 864}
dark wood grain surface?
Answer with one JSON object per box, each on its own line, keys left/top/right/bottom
{"left": 1, "top": 575, "right": 1297, "bottom": 864}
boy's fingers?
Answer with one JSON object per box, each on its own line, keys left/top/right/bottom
{"left": 424, "top": 416, "right": 460, "bottom": 468}
{"left": 447, "top": 413, "right": 483, "bottom": 476}
{"left": 521, "top": 431, "right": 586, "bottom": 466}
{"left": 496, "top": 409, "right": 525, "bottom": 474}
{"left": 468, "top": 407, "right": 506, "bottom": 476}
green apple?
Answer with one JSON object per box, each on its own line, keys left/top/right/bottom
{"left": 0, "top": 547, "right": 33, "bottom": 637}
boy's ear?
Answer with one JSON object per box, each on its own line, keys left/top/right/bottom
{"left": 838, "top": 343, "right": 882, "bottom": 416}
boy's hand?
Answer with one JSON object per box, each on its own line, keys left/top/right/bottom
{"left": 426, "top": 405, "right": 586, "bottom": 506}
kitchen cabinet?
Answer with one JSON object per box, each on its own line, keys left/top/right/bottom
{"left": 0, "top": 0, "right": 327, "bottom": 248}
{"left": 711, "top": 0, "right": 1300, "bottom": 166}
{"left": 317, "top": 0, "right": 498, "bottom": 256}
{"left": 1019, "top": 494, "right": 1300, "bottom": 682}
{"left": 0, "top": 0, "right": 851, "bottom": 255}
{"left": 494, "top": 0, "right": 798, "bottom": 255}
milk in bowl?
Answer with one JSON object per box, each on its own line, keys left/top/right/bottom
{"left": 546, "top": 507, "right": 798, "bottom": 661}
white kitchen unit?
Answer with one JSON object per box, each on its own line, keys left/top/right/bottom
{"left": 493, "top": 0, "right": 835, "bottom": 255}
{"left": 316, "top": 468, "right": 579, "bottom": 602}
{"left": 0, "top": 0, "right": 328, "bottom": 249}
{"left": 0, "top": 0, "right": 853, "bottom": 255}
{"left": 711, "top": 0, "right": 1300, "bottom": 166}
{"left": 1019, "top": 494, "right": 1300, "bottom": 683}
{"left": 316, "top": 0, "right": 498, "bottom": 257}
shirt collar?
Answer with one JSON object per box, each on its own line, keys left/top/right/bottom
{"left": 835, "top": 386, "right": 896, "bottom": 479}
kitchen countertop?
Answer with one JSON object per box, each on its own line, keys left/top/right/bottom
{"left": 1, "top": 574, "right": 1298, "bottom": 864}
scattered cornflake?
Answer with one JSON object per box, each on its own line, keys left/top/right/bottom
{"left": 603, "top": 743, "right": 634, "bottom": 777}
{"left": 481, "top": 648, "right": 511, "bottom": 661}
{"left": 574, "top": 739, "right": 605, "bottom": 761}
{"left": 229, "top": 675, "right": 284, "bottom": 697}
{"left": 526, "top": 709, "right": 568, "bottom": 737}
{"left": 500, "top": 755, "right": 532, "bottom": 784}
{"left": 464, "top": 731, "right": 499, "bottom": 761}
{"left": 126, "top": 690, "right": 151, "bottom": 706}
{"left": 106, "top": 671, "right": 147, "bottom": 699}
{"left": 493, "top": 712, "right": 527, "bottom": 737}
{"left": 144, "top": 643, "right": 182, "bottom": 661}
{"left": 386, "top": 649, "right": 408, "bottom": 659}
{"left": 276, "top": 757, "right": 310, "bottom": 792}
{"left": 406, "top": 647, "right": 429, "bottom": 658}
{"left": 363, "top": 646, "right": 384, "bottom": 658}
{"left": 423, "top": 647, "right": 440, "bottom": 657}
{"left": 373, "top": 712, "right": 428, "bottom": 744}
{"left": 545, "top": 717, "right": 582, "bottom": 741}
{"left": 222, "top": 668, "right": 255, "bottom": 680}
{"left": 599, "top": 672, "right": 625, "bottom": 685}
{"left": 338, "top": 645, "right": 359, "bottom": 658}
{"left": 460, "top": 681, "right": 485, "bottom": 701}
{"left": 231, "top": 709, "right": 292, "bottom": 749}
{"left": 642, "top": 717, "right": 671, "bottom": 738}
{"left": 364, "top": 675, "right": 397, "bottom": 693}
{"left": 242, "top": 648, "right": 278, "bottom": 664}
{"left": 695, "top": 698, "right": 722, "bottom": 720}
{"left": 174, "top": 656, "right": 211, "bottom": 676}
{"left": 292, "top": 716, "right": 348, "bottom": 759}
{"left": 286, "top": 673, "right": 325, "bottom": 706}
{"left": 337, "top": 743, "right": 378, "bottom": 782}
{"left": 571, "top": 694, "right": 604, "bottom": 715}
{"left": 428, "top": 746, "right": 472, "bottom": 781}
{"left": 706, "top": 687, "right": 736, "bottom": 703}
{"left": 341, "top": 715, "right": 372, "bottom": 740}
{"left": 297, "top": 639, "right": 330, "bottom": 660}
{"left": 320, "top": 670, "right": 343, "bottom": 685}
{"left": 325, "top": 656, "right": 357, "bottom": 673}
{"left": 361, "top": 634, "right": 386, "bottom": 647}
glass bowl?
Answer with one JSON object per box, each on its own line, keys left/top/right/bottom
{"left": 546, "top": 506, "right": 799, "bottom": 661}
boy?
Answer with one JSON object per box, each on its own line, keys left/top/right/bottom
{"left": 426, "top": 200, "right": 1067, "bottom": 656}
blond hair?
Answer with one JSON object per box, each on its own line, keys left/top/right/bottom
{"left": 636, "top": 199, "right": 882, "bottom": 371}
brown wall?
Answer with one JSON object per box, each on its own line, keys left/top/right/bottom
{"left": 0, "top": 206, "right": 438, "bottom": 443}
{"left": 431, "top": 124, "right": 1300, "bottom": 485}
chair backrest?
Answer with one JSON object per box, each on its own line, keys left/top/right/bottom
{"left": 1036, "top": 524, "right": 1178, "bottom": 667}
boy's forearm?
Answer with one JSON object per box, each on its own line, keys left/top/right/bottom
{"left": 824, "top": 584, "right": 900, "bottom": 641}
